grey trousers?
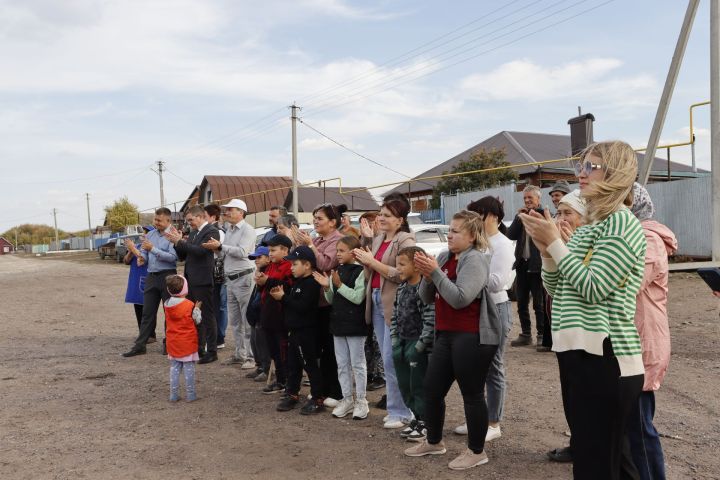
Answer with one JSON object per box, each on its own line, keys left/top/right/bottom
{"left": 226, "top": 274, "right": 254, "bottom": 362}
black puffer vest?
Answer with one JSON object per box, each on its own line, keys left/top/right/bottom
{"left": 329, "top": 263, "right": 367, "bottom": 337}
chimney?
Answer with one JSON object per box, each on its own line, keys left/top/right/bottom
{"left": 567, "top": 113, "right": 595, "bottom": 156}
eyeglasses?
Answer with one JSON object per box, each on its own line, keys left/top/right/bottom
{"left": 573, "top": 160, "right": 604, "bottom": 177}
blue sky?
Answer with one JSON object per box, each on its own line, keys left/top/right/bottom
{"left": 0, "top": 0, "right": 713, "bottom": 233}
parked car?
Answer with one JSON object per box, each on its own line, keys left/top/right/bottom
{"left": 98, "top": 238, "right": 119, "bottom": 260}
{"left": 412, "top": 224, "right": 449, "bottom": 257}
{"left": 115, "top": 234, "right": 143, "bottom": 263}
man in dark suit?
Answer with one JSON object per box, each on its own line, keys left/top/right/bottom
{"left": 506, "top": 185, "right": 546, "bottom": 349}
{"left": 166, "top": 205, "right": 221, "bottom": 363}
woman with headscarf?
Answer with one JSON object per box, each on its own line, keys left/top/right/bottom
{"left": 627, "top": 183, "right": 677, "bottom": 480}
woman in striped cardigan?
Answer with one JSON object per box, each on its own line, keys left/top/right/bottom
{"left": 520, "top": 141, "right": 646, "bottom": 480}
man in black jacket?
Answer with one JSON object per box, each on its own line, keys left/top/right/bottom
{"left": 166, "top": 205, "right": 221, "bottom": 363}
{"left": 506, "top": 185, "right": 546, "bottom": 348}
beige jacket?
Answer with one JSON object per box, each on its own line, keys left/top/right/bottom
{"left": 362, "top": 230, "right": 416, "bottom": 325}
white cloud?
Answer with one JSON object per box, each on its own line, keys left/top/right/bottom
{"left": 459, "top": 58, "right": 658, "bottom": 106}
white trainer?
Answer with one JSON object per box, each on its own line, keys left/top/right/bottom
{"left": 454, "top": 423, "right": 468, "bottom": 435}
{"left": 383, "top": 418, "right": 407, "bottom": 429}
{"left": 332, "top": 397, "right": 355, "bottom": 418}
{"left": 323, "top": 397, "right": 340, "bottom": 408}
{"left": 352, "top": 399, "right": 369, "bottom": 420}
{"left": 486, "top": 425, "right": 502, "bottom": 442}
{"left": 240, "top": 360, "right": 256, "bottom": 370}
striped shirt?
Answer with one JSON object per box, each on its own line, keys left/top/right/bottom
{"left": 542, "top": 207, "right": 646, "bottom": 377}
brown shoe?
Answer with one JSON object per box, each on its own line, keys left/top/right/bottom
{"left": 404, "top": 440, "right": 446, "bottom": 457}
{"left": 448, "top": 449, "right": 489, "bottom": 470}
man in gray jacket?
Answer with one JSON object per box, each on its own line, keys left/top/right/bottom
{"left": 202, "top": 199, "right": 256, "bottom": 368}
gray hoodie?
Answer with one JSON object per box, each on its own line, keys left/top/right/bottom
{"left": 418, "top": 247, "right": 502, "bottom": 346}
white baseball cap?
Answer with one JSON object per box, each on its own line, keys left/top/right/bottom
{"left": 221, "top": 199, "right": 248, "bottom": 211}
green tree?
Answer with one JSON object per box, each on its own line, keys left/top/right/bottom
{"left": 1, "top": 224, "right": 69, "bottom": 246}
{"left": 104, "top": 197, "right": 140, "bottom": 232}
{"left": 430, "top": 148, "right": 517, "bottom": 208}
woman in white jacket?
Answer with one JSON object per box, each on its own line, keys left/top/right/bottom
{"left": 453, "top": 196, "right": 515, "bottom": 441}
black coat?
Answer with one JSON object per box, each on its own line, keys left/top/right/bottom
{"left": 506, "top": 214, "right": 542, "bottom": 273}
{"left": 329, "top": 264, "right": 366, "bottom": 337}
{"left": 282, "top": 275, "right": 320, "bottom": 330}
{"left": 175, "top": 224, "right": 221, "bottom": 287}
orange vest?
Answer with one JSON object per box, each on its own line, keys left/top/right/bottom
{"left": 164, "top": 299, "right": 198, "bottom": 358}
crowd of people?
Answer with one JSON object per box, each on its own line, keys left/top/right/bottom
{"left": 120, "top": 140, "right": 679, "bottom": 478}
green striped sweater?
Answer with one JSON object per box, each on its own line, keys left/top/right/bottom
{"left": 542, "top": 207, "right": 646, "bottom": 377}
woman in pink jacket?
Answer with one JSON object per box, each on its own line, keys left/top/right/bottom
{"left": 628, "top": 183, "right": 677, "bottom": 480}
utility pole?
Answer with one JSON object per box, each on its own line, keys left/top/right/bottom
{"left": 86, "top": 193, "right": 94, "bottom": 251}
{"left": 52, "top": 208, "right": 59, "bottom": 251}
{"left": 156, "top": 160, "right": 166, "bottom": 207}
{"left": 290, "top": 104, "right": 300, "bottom": 218}
{"left": 711, "top": 0, "right": 720, "bottom": 261}
{"left": 639, "top": 0, "right": 700, "bottom": 185}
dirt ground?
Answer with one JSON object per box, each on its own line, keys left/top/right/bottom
{"left": 0, "top": 253, "right": 718, "bottom": 480}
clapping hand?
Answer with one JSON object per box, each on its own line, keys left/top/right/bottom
{"left": 556, "top": 219, "right": 575, "bottom": 244}
{"left": 413, "top": 251, "right": 439, "bottom": 279}
{"left": 269, "top": 285, "right": 284, "bottom": 300}
{"left": 359, "top": 218, "right": 374, "bottom": 238}
{"left": 141, "top": 239, "right": 154, "bottom": 251}
{"left": 312, "top": 271, "right": 330, "bottom": 288}
{"left": 331, "top": 270, "right": 342, "bottom": 288}
{"left": 519, "top": 208, "right": 558, "bottom": 255}
{"left": 202, "top": 238, "right": 221, "bottom": 251}
{"left": 163, "top": 227, "right": 182, "bottom": 244}
{"left": 293, "top": 226, "right": 313, "bottom": 247}
{"left": 255, "top": 272, "right": 268, "bottom": 286}
{"left": 352, "top": 247, "right": 374, "bottom": 266}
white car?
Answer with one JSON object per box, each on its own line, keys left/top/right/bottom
{"left": 411, "top": 224, "right": 449, "bottom": 257}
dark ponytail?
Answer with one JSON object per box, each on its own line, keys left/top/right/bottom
{"left": 382, "top": 193, "right": 411, "bottom": 233}
{"left": 467, "top": 196, "right": 506, "bottom": 234}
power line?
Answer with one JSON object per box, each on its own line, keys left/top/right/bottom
{"left": 164, "top": 167, "right": 197, "bottom": 187}
{"left": 297, "top": 118, "right": 434, "bottom": 189}
{"left": 303, "top": 0, "right": 594, "bottom": 116}
{"left": 304, "top": 0, "right": 614, "bottom": 118}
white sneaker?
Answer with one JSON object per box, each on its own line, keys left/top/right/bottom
{"left": 324, "top": 397, "right": 340, "bottom": 408}
{"left": 240, "top": 360, "right": 256, "bottom": 370}
{"left": 383, "top": 418, "right": 408, "bottom": 429}
{"left": 486, "top": 425, "right": 502, "bottom": 442}
{"left": 332, "top": 397, "right": 355, "bottom": 418}
{"left": 383, "top": 414, "right": 390, "bottom": 423}
{"left": 217, "top": 343, "right": 225, "bottom": 349}
{"left": 352, "top": 399, "right": 369, "bottom": 420}
{"left": 454, "top": 423, "right": 468, "bottom": 435}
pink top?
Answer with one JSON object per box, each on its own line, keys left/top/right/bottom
{"left": 313, "top": 229, "right": 343, "bottom": 306}
{"left": 634, "top": 220, "right": 677, "bottom": 391}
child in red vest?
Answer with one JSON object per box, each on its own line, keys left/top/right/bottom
{"left": 164, "top": 275, "right": 202, "bottom": 402}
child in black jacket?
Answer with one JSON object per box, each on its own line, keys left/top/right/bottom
{"left": 269, "top": 246, "right": 324, "bottom": 415}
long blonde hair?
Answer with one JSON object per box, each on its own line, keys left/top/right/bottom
{"left": 578, "top": 141, "right": 637, "bottom": 224}
{"left": 452, "top": 210, "right": 489, "bottom": 251}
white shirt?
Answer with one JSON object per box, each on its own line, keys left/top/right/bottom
{"left": 486, "top": 232, "right": 515, "bottom": 304}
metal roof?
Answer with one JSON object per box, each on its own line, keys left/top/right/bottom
{"left": 201, "top": 176, "right": 293, "bottom": 213}
{"left": 386, "top": 131, "right": 708, "bottom": 196}
{"left": 288, "top": 187, "right": 379, "bottom": 212}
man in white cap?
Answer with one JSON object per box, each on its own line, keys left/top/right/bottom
{"left": 203, "top": 199, "right": 256, "bottom": 368}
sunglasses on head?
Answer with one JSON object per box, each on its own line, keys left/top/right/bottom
{"left": 573, "top": 159, "right": 604, "bottom": 177}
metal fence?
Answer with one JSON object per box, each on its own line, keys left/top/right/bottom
{"left": 441, "top": 176, "right": 711, "bottom": 257}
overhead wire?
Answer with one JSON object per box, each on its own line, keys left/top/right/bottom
{"left": 303, "top": 0, "right": 601, "bottom": 117}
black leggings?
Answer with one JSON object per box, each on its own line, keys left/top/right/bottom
{"left": 424, "top": 331, "right": 497, "bottom": 453}
{"left": 265, "top": 326, "right": 288, "bottom": 385}
{"left": 557, "top": 341, "right": 643, "bottom": 480}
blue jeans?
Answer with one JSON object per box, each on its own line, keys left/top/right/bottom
{"left": 214, "top": 283, "right": 228, "bottom": 344}
{"left": 372, "top": 289, "right": 412, "bottom": 421}
{"left": 486, "top": 301, "right": 512, "bottom": 423}
{"left": 627, "top": 391, "right": 666, "bottom": 480}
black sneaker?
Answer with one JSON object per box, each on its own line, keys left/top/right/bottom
{"left": 367, "top": 379, "right": 386, "bottom": 391}
{"left": 245, "top": 368, "right": 263, "bottom": 379}
{"left": 400, "top": 419, "right": 418, "bottom": 438}
{"left": 276, "top": 394, "right": 299, "bottom": 412}
{"left": 262, "top": 382, "right": 285, "bottom": 394}
{"left": 406, "top": 421, "right": 427, "bottom": 442}
{"left": 300, "top": 398, "right": 325, "bottom": 415}
{"left": 121, "top": 347, "right": 146, "bottom": 358}
{"left": 375, "top": 394, "right": 387, "bottom": 410}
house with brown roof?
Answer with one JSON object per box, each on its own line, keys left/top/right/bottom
{"left": 385, "top": 131, "right": 709, "bottom": 210}
{"left": 0, "top": 237, "right": 15, "bottom": 254}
